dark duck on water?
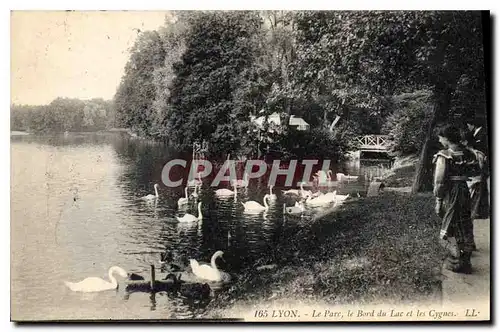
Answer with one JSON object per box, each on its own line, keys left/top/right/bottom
{"left": 159, "top": 251, "right": 186, "bottom": 272}
{"left": 161, "top": 273, "right": 212, "bottom": 300}
{"left": 127, "top": 272, "right": 145, "bottom": 281}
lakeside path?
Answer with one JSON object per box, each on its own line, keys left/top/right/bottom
{"left": 441, "top": 218, "right": 491, "bottom": 320}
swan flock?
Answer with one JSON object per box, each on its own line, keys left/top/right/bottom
{"left": 69, "top": 169, "right": 355, "bottom": 294}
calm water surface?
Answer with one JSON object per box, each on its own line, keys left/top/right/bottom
{"left": 10, "top": 133, "right": 391, "bottom": 320}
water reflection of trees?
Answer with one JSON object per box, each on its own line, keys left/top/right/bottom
{"left": 111, "top": 137, "right": 173, "bottom": 192}
{"left": 11, "top": 132, "right": 117, "bottom": 147}
{"left": 108, "top": 136, "right": 396, "bottom": 282}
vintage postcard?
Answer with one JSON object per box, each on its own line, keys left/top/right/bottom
{"left": 10, "top": 10, "right": 491, "bottom": 322}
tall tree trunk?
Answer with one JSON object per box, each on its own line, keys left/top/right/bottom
{"left": 282, "top": 52, "right": 291, "bottom": 117}
{"left": 411, "top": 87, "right": 452, "bottom": 194}
{"left": 318, "top": 85, "right": 329, "bottom": 129}
{"left": 323, "top": 107, "right": 328, "bottom": 129}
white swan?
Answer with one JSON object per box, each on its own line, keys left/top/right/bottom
{"left": 325, "top": 170, "right": 337, "bottom": 187}
{"left": 189, "top": 251, "right": 231, "bottom": 282}
{"left": 282, "top": 182, "right": 311, "bottom": 198}
{"left": 176, "top": 202, "right": 203, "bottom": 223}
{"left": 323, "top": 191, "right": 338, "bottom": 201}
{"left": 316, "top": 170, "right": 328, "bottom": 184}
{"left": 336, "top": 193, "right": 350, "bottom": 202}
{"left": 268, "top": 185, "right": 277, "bottom": 201}
{"left": 231, "top": 172, "right": 249, "bottom": 188}
{"left": 187, "top": 172, "right": 202, "bottom": 187}
{"left": 305, "top": 192, "right": 336, "bottom": 206}
{"left": 178, "top": 187, "right": 189, "bottom": 206}
{"left": 242, "top": 194, "right": 270, "bottom": 213}
{"left": 300, "top": 186, "right": 313, "bottom": 198}
{"left": 337, "top": 173, "right": 359, "bottom": 183}
{"left": 64, "top": 266, "right": 128, "bottom": 292}
{"left": 283, "top": 202, "right": 305, "bottom": 215}
{"left": 191, "top": 184, "right": 199, "bottom": 198}
{"left": 142, "top": 184, "right": 159, "bottom": 200}
{"left": 316, "top": 170, "right": 337, "bottom": 187}
{"left": 215, "top": 183, "right": 237, "bottom": 197}
{"left": 282, "top": 182, "right": 303, "bottom": 195}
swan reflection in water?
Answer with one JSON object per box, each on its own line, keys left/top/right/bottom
{"left": 123, "top": 270, "right": 213, "bottom": 315}
{"left": 167, "top": 287, "right": 210, "bottom": 314}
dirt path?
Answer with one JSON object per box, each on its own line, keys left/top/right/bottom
{"left": 441, "top": 218, "right": 490, "bottom": 320}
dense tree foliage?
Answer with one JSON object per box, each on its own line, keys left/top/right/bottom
{"left": 114, "top": 31, "right": 166, "bottom": 138}
{"left": 339, "top": 11, "right": 486, "bottom": 192}
{"left": 13, "top": 11, "right": 482, "bottom": 193}
{"left": 11, "top": 98, "right": 114, "bottom": 133}
{"left": 164, "top": 11, "right": 268, "bottom": 158}
{"left": 383, "top": 91, "right": 434, "bottom": 155}
{"left": 280, "top": 10, "right": 486, "bottom": 191}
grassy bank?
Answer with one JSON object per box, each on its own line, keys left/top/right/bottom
{"left": 383, "top": 165, "right": 416, "bottom": 187}
{"left": 382, "top": 154, "right": 418, "bottom": 188}
{"left": 206, "top": 191, "right": 443, "bottom": 317}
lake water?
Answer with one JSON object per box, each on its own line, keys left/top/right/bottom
{"left": 10, "top": 133, "right": 392, "bottom": 321}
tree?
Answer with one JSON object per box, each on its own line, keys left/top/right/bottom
{"left": 291, "top": 11, "right": 486, "bottom": 192}
{"left": 150, "top": 13, "right": 189, "bottom": 139}
{"left": 110, "top": 10, "right": 486, "bottom": 176}
{"left": 165, "top": 11, "right": 265, "bottom": 157}
{"left": 47, "top": 98, "right": 85, "bottom": 131}
{"left": 284, "top": 11, "right": 389, "bottom": 153}
{"left": 10, "top": 97, "right": 114, "bottom": 133}
{"left": 383, "top": 91, "right": 434, "bottom": 155}
{"left": 369, "top": 11, "right": 483, "bottom": 192}
{"left": 10, "top": 104, "right": 36, "bottom": 131}
{"left": 114, "top": 30, "right": 166, "bottom": 137}
{"left": 260, "top": 11, "right": 297, "bottom": 120}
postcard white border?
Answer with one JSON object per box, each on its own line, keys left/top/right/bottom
{"left": 2, "top": 0, "right": 498, "bottom": 331}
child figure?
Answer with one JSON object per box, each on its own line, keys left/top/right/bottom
{"left": 433, "top": 125, "right": 479, "bottom": 274}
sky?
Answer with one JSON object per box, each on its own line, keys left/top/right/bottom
{"left": 10, "top": 11, "right": 169, "bottom": 105}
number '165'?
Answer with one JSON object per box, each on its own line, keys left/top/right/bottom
{"left": 255, "top": 310, "right": 268, "bottom": 318}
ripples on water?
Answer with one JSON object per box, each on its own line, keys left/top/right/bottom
{"left": 10, "top": 133, "right": 392, "bottom": 320}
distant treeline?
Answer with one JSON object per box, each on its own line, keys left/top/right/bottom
{"left": 113, "top": 11, "right": 487, "bottom": 166}
{"left": 10, "top": 98, "right": 116, "bottom": 133}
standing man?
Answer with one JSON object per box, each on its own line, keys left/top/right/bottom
{"left": 465, "top": 118, "right": 490, "bottom": 220}
{"left": 466, "top": 118, "right": 488, "bottom": 155}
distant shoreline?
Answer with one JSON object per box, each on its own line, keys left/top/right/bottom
{"left": 10, "top": 129, "right": 133, "bottom": 136}
{"left": 10, "top": 131, "right": 30, "bottom": 136}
